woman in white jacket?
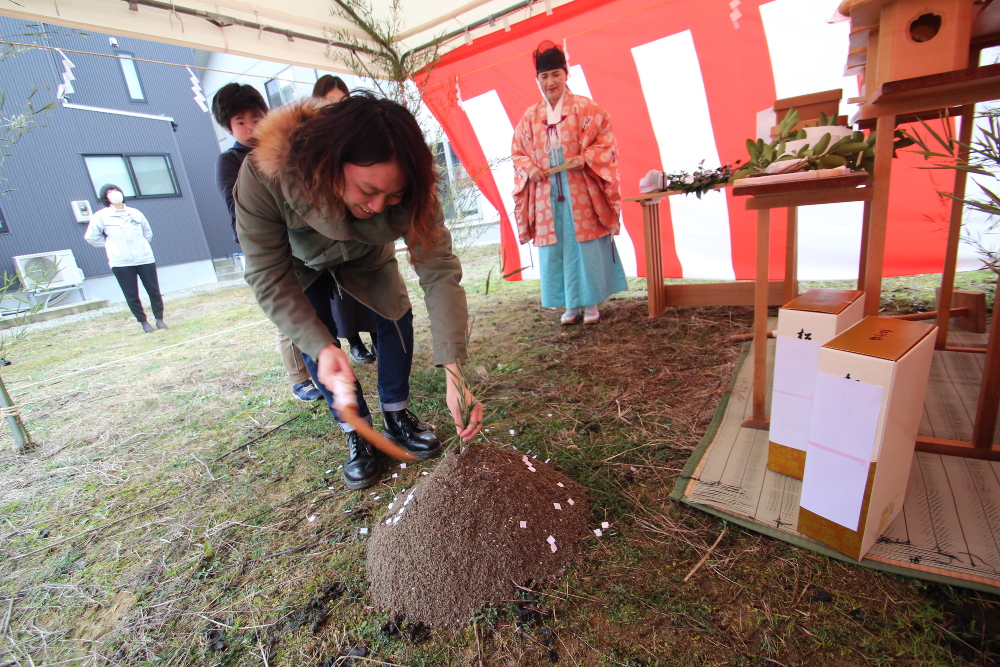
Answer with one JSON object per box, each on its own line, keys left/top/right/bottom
{"left": 84, "top": 184, "right": 167, "bottom": 333}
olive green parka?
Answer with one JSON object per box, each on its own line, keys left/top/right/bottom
{"left": 233, "top": 100, "right": 468, "bottom": 366}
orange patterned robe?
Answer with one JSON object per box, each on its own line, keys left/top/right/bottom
{"left": 511, "top": 92, "right": 622, "bottom": 247}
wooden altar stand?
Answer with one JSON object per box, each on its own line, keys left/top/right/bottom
{"left": 624, "top": 185, "right": 786, "bottom": 320}
{"left": 856, "top": 63, "right": 1000, "bottom": 461}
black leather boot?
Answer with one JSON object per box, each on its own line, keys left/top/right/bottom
{"left": 348, "top": 336, "right": 376, "bottom": 364}
{"left": 343, "top": 431, "right": 381, "bottom": 490}
{"left": 382, "top": 409, "right": 441, "bottom": 460}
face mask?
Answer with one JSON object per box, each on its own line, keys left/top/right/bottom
{"left": 107, "top": 191, "right": 124, "bottom": 204}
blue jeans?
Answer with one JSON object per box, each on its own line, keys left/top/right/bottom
{"left": 300, "top": 273, "right": 413, "bottom": 431}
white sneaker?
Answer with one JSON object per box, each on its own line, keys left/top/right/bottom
{"left": 560, "top": 308, "right": 582, "bottom": 325}
{"left": 583, "top": 305, "right": 600, "bottom": 324}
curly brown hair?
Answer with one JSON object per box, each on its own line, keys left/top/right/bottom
{"left": 287, "top": 92, "right": 441, "bottom": 262}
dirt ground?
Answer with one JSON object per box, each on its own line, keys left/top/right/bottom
{"left": 0, "top": 246, "right": 997, "bottom": 666}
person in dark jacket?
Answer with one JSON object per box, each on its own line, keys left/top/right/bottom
{"left": 212, "top": 83, "right": 322, "bottom": 403}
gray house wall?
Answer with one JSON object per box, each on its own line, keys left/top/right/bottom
{"left": 0, "top": 18, "right": 239, "bottom": 286}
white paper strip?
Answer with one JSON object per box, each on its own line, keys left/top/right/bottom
{"left": 799, "top": 373, "right": 883, "bottom": 530}
{"left": 773, "top": 336, "right": 822, "bottom": 400}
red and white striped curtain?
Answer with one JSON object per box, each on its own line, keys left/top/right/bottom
{"left": 421, "top": 0, "right": 967, "bottom": 282}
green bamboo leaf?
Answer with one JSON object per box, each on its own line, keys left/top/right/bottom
{"left": 917, "top": 118, "right": 953, "bottom": 155}
{"left": 976, "top": 182, "right": 1000, "bottom": 208}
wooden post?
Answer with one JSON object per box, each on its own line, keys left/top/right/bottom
{"left": 935, "top": 105, "right": 975, "bottom": 349}
{"left": 743, "top": 208, "right": 771, "bottom": 430}
{"left": 863, "top": 113, "right": 897, "bottom": 316}
{"left": 783, "top": 206, "right": 798, "bottom": 304}
{"left": 857, "top": 199, "right": 872, "bottom": 290}
{"left": 970, "top": 279, "right": 1000, "bottom": 449}
{"left": 642, "top": 199, "right": 665, "bottom": 318}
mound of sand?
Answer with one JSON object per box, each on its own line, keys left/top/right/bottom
{"left": 365, "top": 443, "right": 591, "bottom": 627}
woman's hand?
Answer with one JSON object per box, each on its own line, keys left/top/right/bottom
{"left": 444, "top": 363, "right": 483, "bottom": 442}
{"left": 528, "top": 166, "right": 545, "bottom": 183}
{"left": 316, "top": 344, "right": 357, "bottom": 414}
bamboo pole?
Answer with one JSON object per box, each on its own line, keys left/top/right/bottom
{"left": 0, "top": 373, "right": 32, "bottom": 453}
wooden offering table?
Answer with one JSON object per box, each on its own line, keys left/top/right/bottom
{"left": 731, "top": 173, "right": 873, "bottom": 429}
{"left": 624, "top": 185, "right": 787, "bottom": 319}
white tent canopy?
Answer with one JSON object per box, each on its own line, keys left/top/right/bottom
{"left": 0, "top": 0, "right": 575, "bottom": 73}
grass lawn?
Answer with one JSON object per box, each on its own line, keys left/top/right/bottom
{"left": 0, "top": 245, "right": 997, "bottom": 666}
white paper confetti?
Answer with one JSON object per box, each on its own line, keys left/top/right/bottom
{"left": 557, "top": 482, "right": 565, "bottom": 488}
{"left": 550, "top": 544, "right": 558, "bottom": 553}
{"left": 546, "top": 535, "right": 556, "bottom": 544}
{"left": 567, "top": 498, "right": 575, "bottom": 506}
{"left": 370, "top": 492, "right": 376, "bottom": 496}
{"left": 527, "top": 466, "right": 536, "bottom": 473}
{"left": 601, "top": 522, "right": 610, "bottom": 530}
{"left": 400, "top": 463, "right": 407, "bottom": 469}
{"left": 553, "top": 503, "right": 562, "bottom": 511}
{"left": 392, "top": 473, "right": 398, "bottom": 479}
{"left": 522, "top": 455, "right": 530, "bottom": 464}
{"left": 594, "top": 529, "right": 603, "bottom": 537}
{"left": 307, "top": 515, "right": 316, "bottom": 522}
{"left": 325, "top": 469, "right": 333, "bottom": 474}
{"left": 388, "top": 503, "right": 394, "bottom": 510}
{"left": 545, "top": 459, "right": 551, "bottom": 464}
{"left": 374, "top": 496, "right": 381, "bottom": 501}
{"left": 630, "top": 467, "right": 637, "bottom": 472}
{"left": 360, "top": 528, "right": 369, "bottom": 535}
{"left": 520, "top": 521, "right": 527, "bottom": 529}
{"left": 548, "top": 413, "right": 553, "bottom": 417}
{"left": 329, "top": 487, "right": 336, "bottom": 490}
{"left": 385, "top": 519, "right": 391, "bottom": 525}
{"left": 421, "top": 471, "right": 429, "bottom": 476}
{"left": 510, "top": 429, "right": 516, "bottom": 436}
{"left": 337, "top": 465, "right": 343, "bottom": 470}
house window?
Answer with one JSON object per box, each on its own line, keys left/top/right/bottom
{"left": 0, "top": 205, "right": 8, "bottom": 234}
{"left": 117, "top": 52, "right": 146, "bottom": 101}
{"left": 265, "top": 67, "right": 298, "bottom": 109}
{"left": 84, "top": 154, "right": 179, "bottom": 200}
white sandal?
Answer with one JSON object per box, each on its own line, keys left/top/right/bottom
{"left": 560, "top": 308, "right": 582, "bottom": 325}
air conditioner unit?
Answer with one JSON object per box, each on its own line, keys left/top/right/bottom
{"left": 13, "top": 250, "right": 85, "bottom": 290}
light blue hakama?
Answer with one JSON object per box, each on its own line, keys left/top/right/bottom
{"left": 538, "top": 147, "right": 628, "bottom": 309}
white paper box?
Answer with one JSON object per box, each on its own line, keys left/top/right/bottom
{"left": 797, "top": 316, "right": 936, "bottom": 560}
{"left": 768, "top": 289, "right": 865, "bottom": 479}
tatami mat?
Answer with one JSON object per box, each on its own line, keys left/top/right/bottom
{"left": 672, "top": 321, "right": 1000, "bottom": 594}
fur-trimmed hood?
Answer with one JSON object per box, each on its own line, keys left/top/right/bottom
{"left": 250, "top": 98, "right": 324, "bottom": 180}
